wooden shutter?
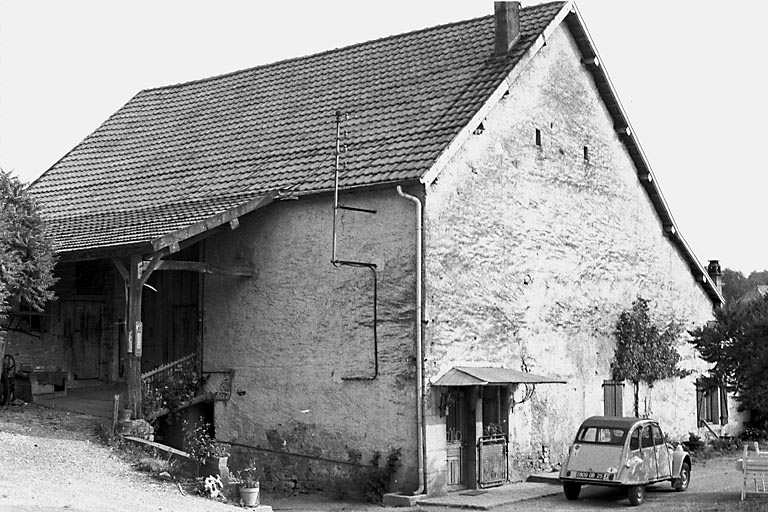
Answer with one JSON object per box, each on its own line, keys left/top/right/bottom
{"left": 603, "top": 380, "right": 624, "bottom": 416}
{"left": 696, "top": 380, "right": 706, "bottom": 425}
{"left": 719, "top": 387, "right": 729, "bottom": 425}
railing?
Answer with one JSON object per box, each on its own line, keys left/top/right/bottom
{"left": 141, "top": 353, "right": 200, "bottom": 419}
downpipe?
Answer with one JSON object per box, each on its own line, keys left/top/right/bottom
{"left": 396, "top": 185, "right": 425, "bottom": 495}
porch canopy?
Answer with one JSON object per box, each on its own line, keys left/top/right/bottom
{"left": 433, "top": 366, "right": 566, "bottom": 387}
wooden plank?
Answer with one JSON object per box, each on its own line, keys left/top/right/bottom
{"left": 153, "top": 260, "right": 257, "bottom": 277}
{"left": 138, "top": 253, "right": 163, "bottom": 287}
{"left": 151, "top": 191, "right": 276, "bottom": 252}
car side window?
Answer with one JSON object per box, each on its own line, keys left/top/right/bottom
{"left": 641, "top": 426, "right": 652, "bottom": 449}
{"left": 629, "top": 428, "right": 640, "bottom": 451}
{"left": 651, "top": 424, "right": 665, "bottom": 446}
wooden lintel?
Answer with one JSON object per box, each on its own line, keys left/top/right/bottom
{"left": 151, "top": 191, "right": 276, "bottom": 252}
{"left": 155, "top": 260, "right": 258, "bottom": 277}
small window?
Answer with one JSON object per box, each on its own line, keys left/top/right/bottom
{"left": 577, "top": 426, "right": 626, "bottom": 445}
{"left": 535, "top": 128, "right": 542, "bottom": 147}
{"left": 640, "top": 426, "right": 653, "bottom": 449}
{"left": 583, "top": 146, "right": 589, "bottom": 161}
{"left": 697, "top": 379, "right": 728, "bottom": 426}
{"left": 651, "top": 424, "right": 665, "bottom": 446}
{"left": 629, "top": 428, "right": 640, "bottom": 451}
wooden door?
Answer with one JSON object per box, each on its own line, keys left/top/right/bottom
{"left": 446, "top": 389, "right": 472, "bottom": 490}
{"left": 62, "top": 300, "right": 103, "bottom": 380}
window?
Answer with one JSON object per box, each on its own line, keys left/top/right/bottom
{"left": 629, "top": 428, "right": 640, "bottom": 451}
{"left": 577, "top": 426, "right": 626, "bottom": 445}
{"left": 640, "top": 426, "right": 653, "bottom": 449}
{"left": 651, "top": 424, "right": 665, "bottom": 446}
{"left": 696, "top": 379, "right": 728, "bottom": 425}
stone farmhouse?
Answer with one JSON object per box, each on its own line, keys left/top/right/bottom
{"left": 11, "top": 0, "right": 739, "bottom": 497}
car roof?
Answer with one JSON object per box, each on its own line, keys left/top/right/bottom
{"left": 579, "top": 416, "right": 655, "bottom": 429}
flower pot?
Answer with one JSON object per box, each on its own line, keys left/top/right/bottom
{"left": 240, "top": 484, "right": 260, "bottom": 507}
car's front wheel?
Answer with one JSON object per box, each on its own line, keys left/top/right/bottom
{"left": 563, "top": 482, "right": 581, "bottom": 500}
{"left": 672, "top": 461, "right": 691, "bottom": 491}
{"left": 627, "top": 484, "right": 646, "bottom": 506}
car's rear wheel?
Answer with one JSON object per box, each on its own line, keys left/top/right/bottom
{"left": 563, "top": 481, "right": 581, "bottom": 500}
{"left": 627, "top": 484, "right": 645, "bottom": 506}
{"left": 672, "top": 461, "right": 690, "bottom": 491}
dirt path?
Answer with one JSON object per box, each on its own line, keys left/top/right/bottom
{"left": 0, "top": 403, "right": 238, "bottom": 512}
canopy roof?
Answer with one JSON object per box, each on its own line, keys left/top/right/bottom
{"left": 433, "top": 366, "right": 566, "bottom": 386}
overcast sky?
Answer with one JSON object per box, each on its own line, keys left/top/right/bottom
{"left": 1, "top": 1, "right": 766, "bottom": 274}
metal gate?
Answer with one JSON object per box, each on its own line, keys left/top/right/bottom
{"left": 477, "top": 434, "right": 508, "bottom": 488}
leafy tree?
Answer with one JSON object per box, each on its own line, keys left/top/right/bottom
{"left": 0, "top": 169, "right": 57, "bottom": 315}
{"left": 611, "top": 297, "right": 690, "bottom": 417}
{"left": 721, "top": 268, "right": 749, "bottom": 303}
{"left": 689, "top": 295, "right": 768, "bottom": 429}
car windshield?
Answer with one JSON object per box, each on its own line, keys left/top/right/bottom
{"left": 576, "top": 426, "right": 627, "bottom": 445}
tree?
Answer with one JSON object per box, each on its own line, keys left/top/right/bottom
{"left": 0, "top": 169, "right": 57, "bottom": 315}
{"left": 689, "top": 295, "right": 768, "bottom": 429}
{"left": 721, "top": 268, "right": 749, "bottom": 303}
{"left": 611, "top": 297, "right": 690, "bottom": 417}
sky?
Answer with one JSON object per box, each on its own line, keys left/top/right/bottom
{"left": 0, "top": 1, "right": 766, "bottom": 274}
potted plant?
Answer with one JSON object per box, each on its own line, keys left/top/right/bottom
{"left": 234, "top": 464, "right": 261, "bottom": 507}
{"left": 183, "top": 417, "right": 230, "bottom": 483}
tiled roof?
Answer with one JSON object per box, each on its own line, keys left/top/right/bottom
{"left": 29, "top": 2, "right": 565, "bottom": 254}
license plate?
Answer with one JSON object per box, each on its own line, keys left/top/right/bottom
{"left": 575, "top": 471, "right": 607, "bottom": 480}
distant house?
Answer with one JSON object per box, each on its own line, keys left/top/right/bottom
{"left": 16, "top": 0, "right": 736, "bottom": 496}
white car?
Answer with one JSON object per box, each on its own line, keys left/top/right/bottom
{"left": 560, "top": 416, "right": 691, "bottom": 506}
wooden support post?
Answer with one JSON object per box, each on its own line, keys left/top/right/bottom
{"left": 127, "top": 254, "right": 144, "bottom": 419}
{"left": 112, "top": 394, "right": 120, "bottom": 433}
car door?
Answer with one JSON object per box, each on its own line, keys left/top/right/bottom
{"left": 651, "top": 423, "right": 672, "bottom": 479}
{"left": 626, "top": 424, "right": 653, "bottom": 482}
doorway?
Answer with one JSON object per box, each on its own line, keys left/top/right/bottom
{"left": 444, "top": 388, "right": 475, "bottom": 491}
{"left": 61, "top": 300, "right": 103, "bottom": 380}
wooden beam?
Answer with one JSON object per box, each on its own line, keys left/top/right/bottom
{"left": 151, "top": 192, "right": 276, "bottom": 253}
{"left": 126, "top": 254, "right": 143, "bottom": 419}
{"left": 138, "top": 253, "right": 163, "bottom": 287}
{"left": 155, "top": 260, "right": 258, "bottom": 277}
{"left": 112, "top": 258, "right": 129, "bottom": 282}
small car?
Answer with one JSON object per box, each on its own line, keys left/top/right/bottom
{"left": 559, "top": 416, "right": 691, "bottom": 506}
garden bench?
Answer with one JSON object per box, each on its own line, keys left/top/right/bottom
{"left": 737, "top": 442, "right": 768, "bottom": 500}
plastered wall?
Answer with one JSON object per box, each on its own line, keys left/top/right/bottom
{"left": 204, "top": 188, "right": 421, "bottom": 491}
{"left": 423, "top": 24, "right": 717, "bottom": 490}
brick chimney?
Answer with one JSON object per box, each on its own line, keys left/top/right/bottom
{"left": 495, "top": 2, "right": 521, "bottom": 56}
{"left": 707, "top": 260, "right": 723, "bottom": 295}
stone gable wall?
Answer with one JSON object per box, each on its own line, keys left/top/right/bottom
{"left": 423, "top": 23, "right": 718, "bottom": 489}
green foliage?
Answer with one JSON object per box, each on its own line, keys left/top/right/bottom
{"left": 0, "top": 169, "right": 57, "bottom": 314}
{"left": 363, "top": 448, "right": 402, "bottom": 503}
{"left": 182, "top": 417, "right": 229, "bottom": 469}
{"left": 612, "top": 297, "right": 690, "bottom": 416}
{"left": 721, "top": 267, "right": 768, "bottom": 303}
{"left": 142, "top": 368, "right": 200, "bottom": 421}
{"left": 689, "top": 295, "right": 768, "bottom": 427}
{"left": 233, "top": 457, "right": 261, "bottom": 488}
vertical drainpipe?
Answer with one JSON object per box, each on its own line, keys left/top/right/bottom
{"left": 396, "top": 185, "right": 425, "bottom": 495}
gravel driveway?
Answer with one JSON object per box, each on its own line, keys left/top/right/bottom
{"left": 0, "top": 404, "right": 241, "bottom": 512}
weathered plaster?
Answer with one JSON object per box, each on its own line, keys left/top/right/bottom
{"left": 423, "top": 24, "right": 718, "bottom": 490}
{"left": 204, "top": 188, "right": 420, "bottom": 490}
